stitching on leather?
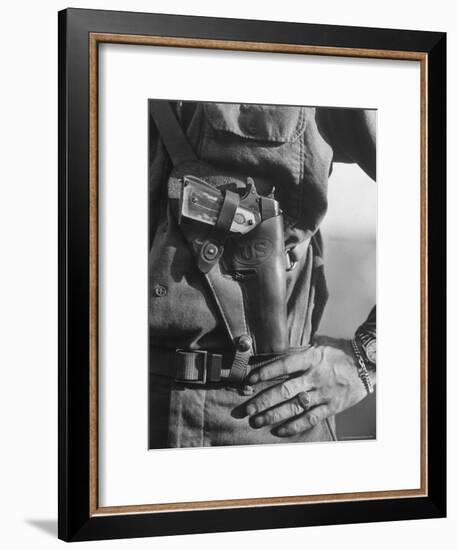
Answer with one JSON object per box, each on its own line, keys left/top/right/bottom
{"left": 239, "top": 283, "right": 256, "bottom": 353}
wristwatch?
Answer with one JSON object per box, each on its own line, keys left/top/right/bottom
{"left": 355, "top": 329, "right": 376, "bottom": 371}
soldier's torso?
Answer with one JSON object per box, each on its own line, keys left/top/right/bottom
{"left": 148, "top": 102, "right": 336, "bottom": 447}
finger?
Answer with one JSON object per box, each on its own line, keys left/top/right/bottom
{"left": 251, "top": 390, "right": 320, "bottom": 428}
{"left": 248, "top": 348, "right": 315, "bottom": 384}
{"left": 245, "top": 377, "right": 312, "bottom": 416}
{"left": 275, "top": 404, "right": 331, "bottom": 437}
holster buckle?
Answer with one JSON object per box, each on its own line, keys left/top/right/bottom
{"left": 174, "top": 349, "right": 223, "bottom": 384}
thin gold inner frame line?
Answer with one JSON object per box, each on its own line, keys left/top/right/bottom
{"left": 88, "top": 32, "right": 428, "bottom": 516}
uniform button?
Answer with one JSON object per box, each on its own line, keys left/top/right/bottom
{"left": 202, "top": 242, "right": 219, "bottom": 261}
{"left": 153, "top": 284, "right": 167, "bottom": 297}
{"left": 237, "top": 334, "right": 252, "bottom": 352}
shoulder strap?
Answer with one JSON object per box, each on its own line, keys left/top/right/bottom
{"left": 149, "top": 100, "right": 198, "bottom": 166}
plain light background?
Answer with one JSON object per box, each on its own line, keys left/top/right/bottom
{"left": 0, "top": 1, "right": 453, "bottom": 548}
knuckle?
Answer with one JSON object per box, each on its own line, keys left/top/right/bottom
{"left": 307, "top": 346, "right": 320, "bottom": 367}
{"left": 318, "top": 387, "right": 329, "bottom": 400}
{"left": 266, "top": 410, "right": 280, "bottom": 424}
{"left": 309, "top": 368, "right": 321, "bottom": 385}
{"left": 280, "top": 381, "right": 295, "bottom": 400}
{"left": 255, "top": 393, "right": 273, "bottom": 411}
{"left": 289, "top": 420, "right": 302, "bottom": 434}
{"left": 266, "top": 362, "right": 280, "bottom": 381}
{"left": 306, "top": 412, "right": 319, "bottom": 427}
{"left": 259, "top": 367, "right": 270, "bottom": 381}
{"left": 260, "top": 358, "right": 285, "bottom": 381}
{"left": 255, "top": 396, "right": 267, "bottom": 411}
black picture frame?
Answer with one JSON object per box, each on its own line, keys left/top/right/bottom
{"left": 58, "top": 7, "right": 446, "bottom": 542}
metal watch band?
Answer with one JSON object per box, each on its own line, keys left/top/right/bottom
{"left": 351, "top": 339, "right": 374, "bottom": 395}
{"left": 355, "top": 328, "right": 376, "bottom": 370}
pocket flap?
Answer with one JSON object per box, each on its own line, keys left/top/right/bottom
{"left": 203, "top": 103, "right": 306, "bottom": 143}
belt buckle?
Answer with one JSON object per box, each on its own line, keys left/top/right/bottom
{"left": 175, "top": 349, "right": 208, "bottom": 384}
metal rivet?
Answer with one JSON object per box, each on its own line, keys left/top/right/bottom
{"left": 202, "top": 242, "right": 219, "bottom": 261}
{"left": 153, "top": 284, "right": 167, "bottom": 297}
{"left": 237, "top": 334, "right": 252, "bottom": 352}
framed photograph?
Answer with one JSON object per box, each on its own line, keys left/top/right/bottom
{"left": 58, "top": 8, "right": 446, "bottom": 542}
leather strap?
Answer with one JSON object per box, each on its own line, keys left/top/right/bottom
{"left": 227, "top": 346, "right": 252, "bottom": 384}
{"left": 204, "top": 262, "right": 249, "bottom": 343}
{"left": 197, "top": 190, "right": 240, "bottom": 273}
{"left": 149, "top": 100, "right": 197, "bottom": 167}
{"left": 214, "top": 190, "right": 239, "bottom": 237}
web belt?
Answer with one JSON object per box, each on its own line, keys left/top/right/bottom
{"left": 150, "top": 347, "right": 309, "bottom": 385}
{"left": 150, "top": 348, "right": 242, "bottom": 384}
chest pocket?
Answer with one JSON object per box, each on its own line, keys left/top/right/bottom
{"left": 202, "top": 103, "right": 306, "bottom": 143}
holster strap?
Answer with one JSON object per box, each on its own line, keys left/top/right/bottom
{"left": 227, "top": 345, "right": 252, "bottom": 385}
{"left": 214, "top": 189, "right": 239, "bottom": 237}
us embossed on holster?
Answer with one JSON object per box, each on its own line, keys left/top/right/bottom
{"left": 222, "top": 214, "right": 288, "bottom": 353}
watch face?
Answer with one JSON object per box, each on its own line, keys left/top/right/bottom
{"left": 365, "top": 340, "right": 376, "bottom": 364}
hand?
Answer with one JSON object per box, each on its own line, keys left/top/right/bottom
{"left": 243, "top": 336, "right": 374, "bottom": 437}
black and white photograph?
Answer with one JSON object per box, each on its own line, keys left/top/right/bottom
{"left": 148, "top": 100, "right": 377, "bottom": 449}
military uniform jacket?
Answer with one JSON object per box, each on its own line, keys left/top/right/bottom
{"left": 148, "top": 102, "right": 338, "bottom": 447}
